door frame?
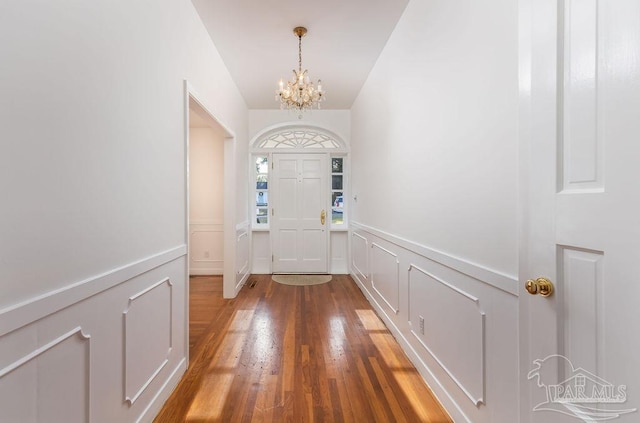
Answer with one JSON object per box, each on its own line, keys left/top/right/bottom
{"left": 183, "top": 81, "right": 237, "bottom": 362}
{"left": 518, "top": 0, "right": 558, "bottom": 419}
{"left": 249, "top": 124, "right": 349, "bottom": 275}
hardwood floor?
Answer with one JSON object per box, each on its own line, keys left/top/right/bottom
{"left": 188, "top": 275, "right": 225, "bottom": 361}
{"left": 155, "top": 274, "right": 451, "bottom": 423}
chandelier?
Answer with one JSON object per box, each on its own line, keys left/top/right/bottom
{"left": 276, "top": 26, "right": 325, "bottom": 117}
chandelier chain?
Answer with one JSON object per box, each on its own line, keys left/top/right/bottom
{"left": 298, "top": 34, "right": 302, "bottom": 73}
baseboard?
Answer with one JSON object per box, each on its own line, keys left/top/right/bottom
{"left": 189, "top": 269, "right": 223, "bottom": 276}
{"left": 135, "top": 357, "right": 187, "bottom": 423}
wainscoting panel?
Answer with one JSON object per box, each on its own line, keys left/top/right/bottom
{"left": 409, "top": 265, "right": 485, "bottom": 405}
{"left": 370, "top": 242, "right": 400, "bottom": 314}
{"left": 0, "top": 250, "right": 188, "bottom": 423}
{"left": 0, "top": 327, "right": 90, "bottom": 422}
{"left": 236, "top": 222, "right": 250, "bottom": 294}
{"left": 123, "top": 279, "right": 173, "bottom": 405}
{"left": 189, "top": 221, "right": 224, "bottom": 275}
{"left": 251, "top": 231, "right": 271, "bottom": 274}
{"left": 350, "top": 223, "right": 518, "bottom": 423}
{"left": 351, "top": 231, "right": 368, "bottom": 284}
{"left": 330, "top": 231, "right": 348, "bottom": 274}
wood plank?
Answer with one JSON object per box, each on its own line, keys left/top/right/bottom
{"left": 154, "top": 274, "right": 452, "bottom": 423}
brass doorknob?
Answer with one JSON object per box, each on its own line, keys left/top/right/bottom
{"left": 525, "top": 277, "right": 554, "bottom": 297}
{"left": 320, "top": 209, "right": 326, "bottom": 225}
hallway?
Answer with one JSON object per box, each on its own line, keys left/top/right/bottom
{"left": 155, "top": 275, "right": 451, "bottom": 422}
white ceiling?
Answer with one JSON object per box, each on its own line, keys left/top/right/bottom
{"left": 191, "top": 0, "right": 409, "bottom": 110}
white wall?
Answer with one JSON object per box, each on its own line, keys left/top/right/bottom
{"left": 0, "top": 1, "right": 248, "bottom": 422}
{"left": 189, "top": 127, "right": 224, "bottom": 275}
{"left": 352, "top": 0, "right": 518, "bottom": 277}
{"left": 350, "top": 0, "right": 519, "bottom": 422}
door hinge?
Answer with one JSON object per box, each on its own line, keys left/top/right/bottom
{"left": 272, "top": 161, "right": 274, "bottom": 170}
{"left": 271, "top": 208, "right": 274, "bottom": 216}
{"left": 271, "top": 254, "right": 274, "bottom": 262}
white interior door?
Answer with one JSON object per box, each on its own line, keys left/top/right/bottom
{"left": 520, "top": 0, "right": 640, "bottom": 422}
{"left": 272, "top": 153, "right": 328, "bottom": 273}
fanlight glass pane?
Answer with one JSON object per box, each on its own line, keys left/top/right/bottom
{"left": 257, "top": 130, "right": 340, "bottom": 149}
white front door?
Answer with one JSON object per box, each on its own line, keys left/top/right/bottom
{"left": 520, "top": 0, "right": 640, "bottom": 422}
{"left": 272, "top": 153, "right": 328, "bottom": 273}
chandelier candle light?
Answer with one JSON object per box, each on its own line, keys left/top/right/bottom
{"left": 276, "top": 26, "right": 325, "bottom": 118}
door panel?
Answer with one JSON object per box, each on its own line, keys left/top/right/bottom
{"left": 272, "top": 154, "right": 328, "bottom": 273}
{"left": 520, "top": 0, "right": 640, "bottom": 422}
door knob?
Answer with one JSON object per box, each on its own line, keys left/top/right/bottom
{"left": 320, "top": 209, "right": 326, "bottom": 225}
{"left": 525, "top": 277, "right": 554, "bottom": 297}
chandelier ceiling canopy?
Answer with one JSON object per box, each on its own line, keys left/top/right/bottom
{"left": 276, "top": 26, "right": 325, "bottom": 118}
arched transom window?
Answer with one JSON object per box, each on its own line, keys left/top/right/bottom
{"left": 255, "top": 129, "right": 343, "bottom": 150}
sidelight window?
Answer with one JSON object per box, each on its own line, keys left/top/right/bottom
{"left": 331, "top": 157, "right": 345, "bottom": 226}
{"left": 255, "top": 156, "right": 269, "bottom": 226}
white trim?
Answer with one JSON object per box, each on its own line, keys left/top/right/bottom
{"left": 183, "top": 80, "right": 237, "bottom": 301}
{"left": 0, "top": 326, "right": 90, "bottom": 378}
{"left": 351, "top": 231, "right": 369, "bottom": 282}
{"left": 0, "top": 246, "right": 186, "bottom": 337}
{"left": 182, "top": 81, "right": 191, "bottom": 369}
{"left": 0, "top": 327, "right": 92, "bottom": 422}
{"left": 351, "top": 222, "right": 519, "bottom": 296}
{"left": 123, "top": 278, "right": 173, "bottom": 405}
{"left": 370, "top": 242, "right": 400, "bottom": 314}
{"left": 134, "top": 357, "right": 187, "bottom": 423}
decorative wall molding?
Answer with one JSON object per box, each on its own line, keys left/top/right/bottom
{"left": 370, "top": 242, "right": 400, "bottom": 314}
{"left": 251, "top": 231, "right": 271, "bottom": 274}
{"left": 408, "top": 264, "right": 486, "bottom": 406}
{"left": 236, "top": 224, "right": 250, "bottom": 293}
{"left": 135, "top": 357, "right": 187, "bottom": 423}
{"left": 351, "top": 232, "right": 369, "bottom": 283}
{"left": 329, "top": 231, "right": 349, "bottom": 274}
{"left": 0, "top": 327, "right": 91, "bottom": 422}
{"left": 0, "top": 245, "right": 186, "bottom": 337}
{"left": 123, "top": 278, "right": 173, "bottom": 405}
{"left": 190, "top": 222, "right": 224, "bottom": 273}
{"left": 0, "top": 326, "right": 90, "bottom": 378}
{"left": 236, "top": 221, "right": 250, "bottom": 231}
{"left": 190, "top": 219, "right": 224, "bottom": 226}
{"left": 191, "top": 259, "right": 224, "bottom": 265}
{"left": 351, "top": 222, "right": 518, "bottom": 295}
